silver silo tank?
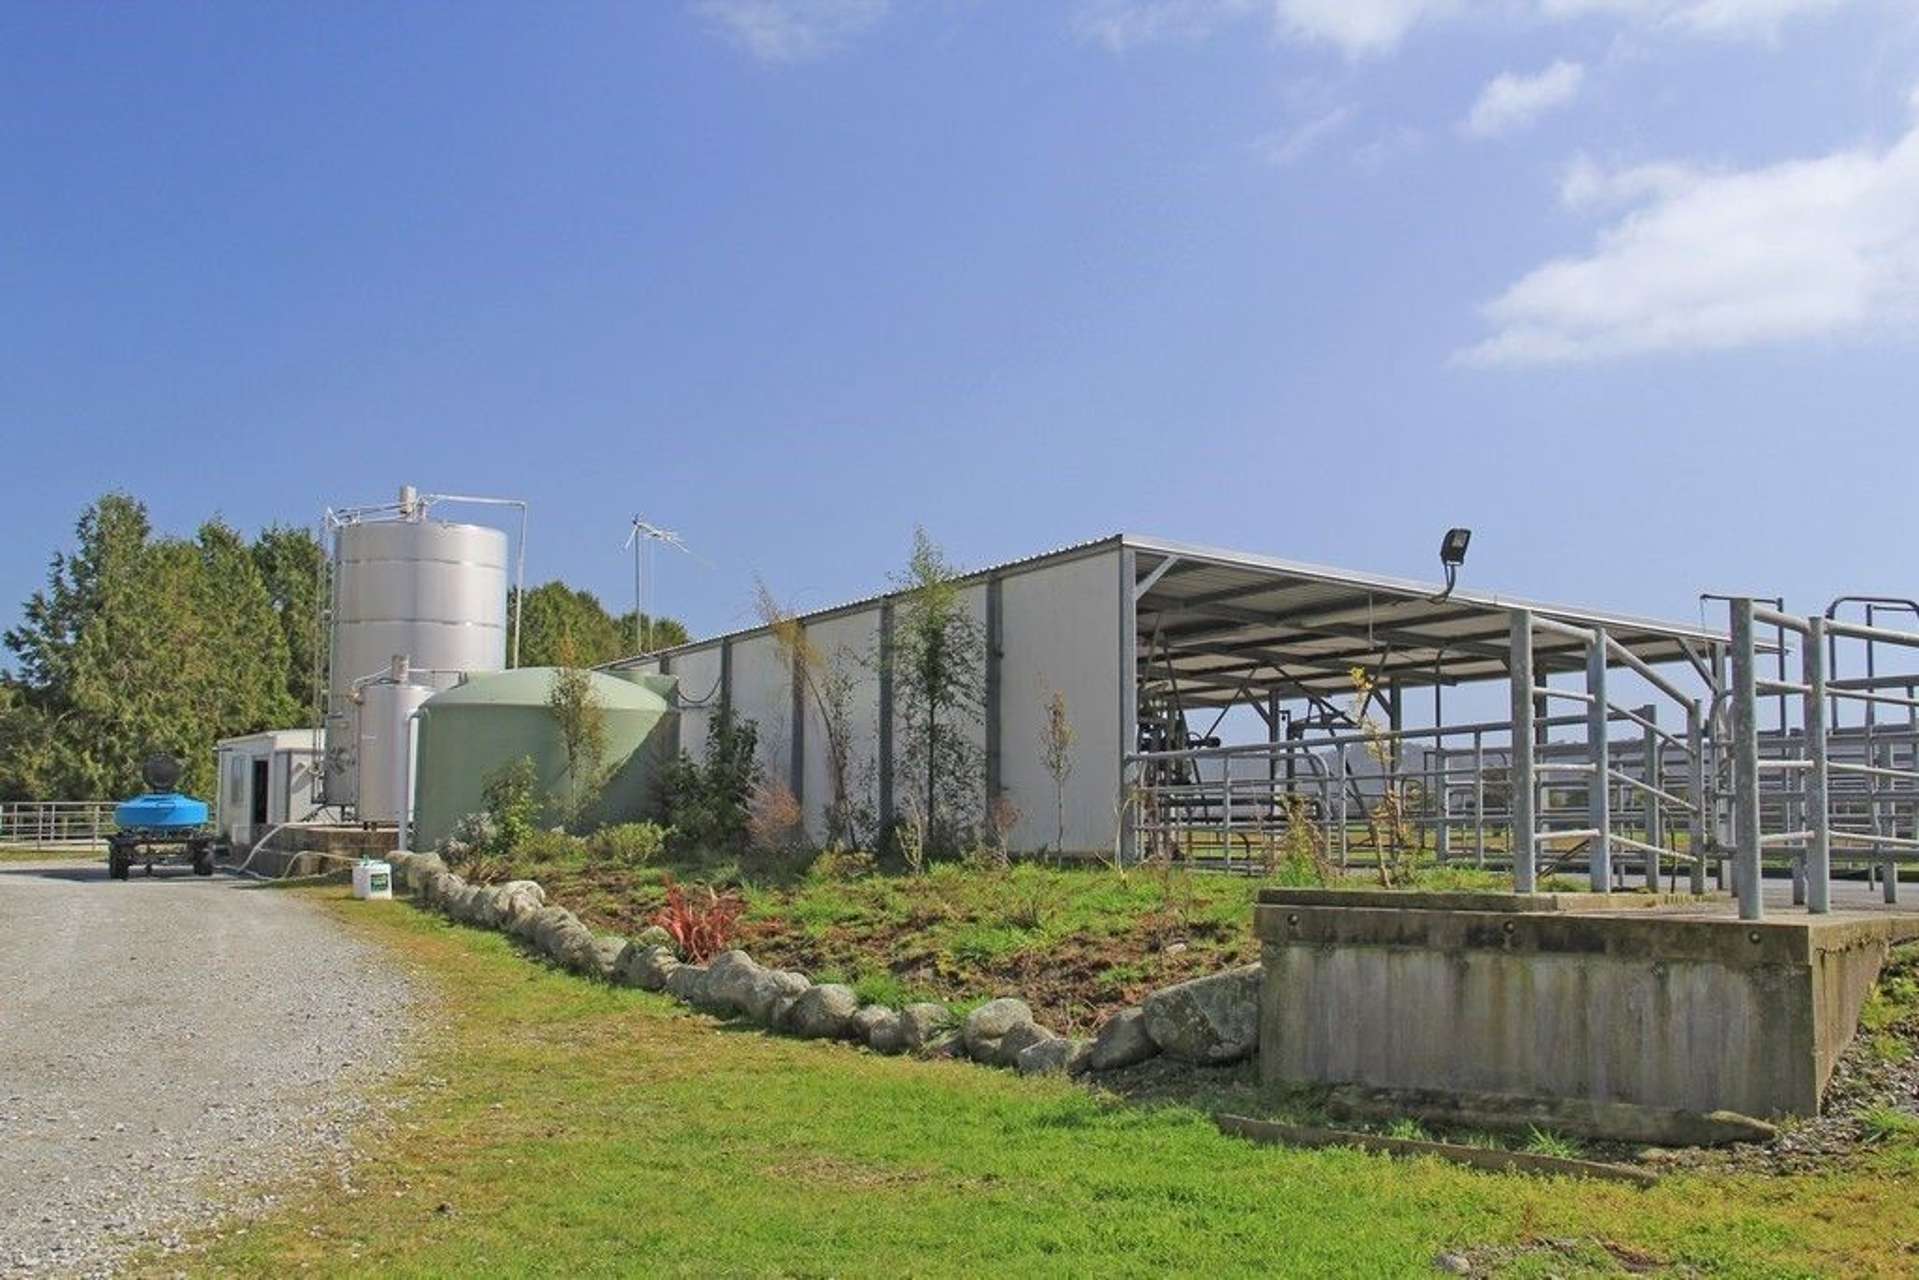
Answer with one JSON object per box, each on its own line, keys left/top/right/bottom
{"left": 322, "top": 491, "right": 512, "bottom": 809}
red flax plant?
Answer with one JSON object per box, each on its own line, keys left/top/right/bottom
{"left": 649, "top": 876, "right": 745, "bottom": 963}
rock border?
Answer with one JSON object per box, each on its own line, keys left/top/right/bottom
{"left": 385, "top": 851, "right": 1263, "bottom": 1079}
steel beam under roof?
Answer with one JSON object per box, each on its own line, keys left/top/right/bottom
{"left": 1127, "top": 534, "right": 1726, "bottom": 707}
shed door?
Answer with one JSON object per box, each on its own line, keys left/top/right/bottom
{"left": 250, "top": 759, "right": 270, "bottom": 828}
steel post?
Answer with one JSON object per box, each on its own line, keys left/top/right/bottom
{"left": 1510, "top": 610, "right": 1537, "bottom": 894}
{"left": 1687, "top": 702, "right": 1707, "bottom": 895}
{"left": 1587, "top": 629, "right": 1611, "bottom": 893}
{"left": 1805, "top": 616, "right": 1831, "bottom": 913}
{"left": 1731, "top": 599, "right": 1764, "bottom": 921}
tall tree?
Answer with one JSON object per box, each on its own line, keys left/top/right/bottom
{"left": 251, "top": 523, "right": 326, "bottom": 723}
{"left": 509, "top": 582, "right": 688, "bottom": 668}
{"left": 2, "top": 496, "right": 297, "bottom": 799}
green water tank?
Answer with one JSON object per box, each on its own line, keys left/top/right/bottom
{"left": 411, "top": 666, "right": 678, "bottom": 850}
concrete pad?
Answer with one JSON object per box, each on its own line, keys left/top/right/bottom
{"left": 1256, "top": 890, "right": 1919, "bottom": 1121}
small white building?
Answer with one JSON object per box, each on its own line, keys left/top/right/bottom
{"left": 214, "top": 729, "right": 326, "bottom": 847}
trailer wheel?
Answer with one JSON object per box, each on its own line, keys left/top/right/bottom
{"left": 107, "top": 842, "right": 131, "bottom": 881}
{"left": 192, "top": 851, "right": 214, "bottom": 876}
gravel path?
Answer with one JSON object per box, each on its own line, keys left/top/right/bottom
{"left": 0, "top": 859, "right": 418, "bottom": 1277}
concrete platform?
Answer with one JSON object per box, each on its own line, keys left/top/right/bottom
{"left": 1256, "top": 886, "right": 1919, "bottom": 1121}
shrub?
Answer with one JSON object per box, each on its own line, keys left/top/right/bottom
{"left": 809, "top": 847, "right": 877, "bottom": 881}
{"left": 748, "top": 781, "right": 808, "bottom": 853}
{"left": 649, "top": 876, "right": 745, "bottom": 963}
{"left": 660, "top": 718, "right": 761, "bottom": 852}
{"left": 587, "top": 821, "right": 671, "bottom": 867}
{"left": 482, "top": 756, "right": 542, "bottom": 852}
{"left": 516, "top": 827, "right": 589, "bottom": 866}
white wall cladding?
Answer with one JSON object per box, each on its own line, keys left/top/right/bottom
{"left": 667, "top": 646, "right": 724, "bottom": 762}
{"left": 624, "top": 541, "right": 1123, "bottom": 854}
{"left": 998, "top": 547, "right": 1121, "bottom": 854}
{"left": 796, "top": 609, "right": 882, "bottom": 845}
{"left": 727, "top": 632, "right": 790, "bottom": 780}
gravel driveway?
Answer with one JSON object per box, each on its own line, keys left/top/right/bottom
{"left": 0, "top": 858, "right": 417, "bottom": 1277}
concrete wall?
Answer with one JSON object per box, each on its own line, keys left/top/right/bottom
{"left": 1254, "top": 891, "right": 1919, "bottom": 1118}
{"left": 623, "top": 542, "right": 1122, "bottom": 853}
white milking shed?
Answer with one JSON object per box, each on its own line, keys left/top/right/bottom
{"left": 613, "top": 533, "right": 1727, "bottom": 863}
{"left": 214, "top": 729, "right": 325, "bottom": 848}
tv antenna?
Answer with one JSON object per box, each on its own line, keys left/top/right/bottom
{"left": 623, "top": 516, "right": 701, "bottom": 655}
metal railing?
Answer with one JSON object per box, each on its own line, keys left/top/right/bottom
{"left": 1724, "top": 598, "right": 1919, "bottom": 919}
{"left": 0, "top": 801, "right": 117, "bottom": 848}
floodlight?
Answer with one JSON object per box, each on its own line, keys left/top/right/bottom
{"left": 1431, "top": 527, "right": 1472, "bottom": 601}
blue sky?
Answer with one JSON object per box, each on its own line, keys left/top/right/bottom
{"left": 4, "top": 0, "right": 1918, "bottom": 652}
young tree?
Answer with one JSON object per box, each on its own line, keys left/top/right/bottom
{"left": 1040, "top": 688, "right": 1075, "bottom": 857}
{"left": 548, "top": 665, "right": 608, "bottom": 829}
{"left": 889, "top": 528, "right": 985, "bottom": 860}
{"left": 755, "top": 578, "right": 869, "bottom": 850}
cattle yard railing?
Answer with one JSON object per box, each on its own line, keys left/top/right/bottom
{"left": 1724, "top": 598, "right": 1919, "bottom": 919}
{"left": 0, "top": 800, "right": 117, "bottom": 849}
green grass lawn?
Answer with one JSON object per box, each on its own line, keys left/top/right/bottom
{"left": 155, "top": 890, "right": 1919, "bottom": 1278}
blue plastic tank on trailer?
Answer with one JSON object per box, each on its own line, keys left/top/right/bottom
{"left": 113, "top": 792, "right": 209, "bottom": 830}
{"left": 107, "top": 754, "right": 223, "bottom": 879}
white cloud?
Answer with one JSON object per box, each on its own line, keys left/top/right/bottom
{"left": 1463, "top": 61, "right": 1585, "bottom": 138}
{"left": 1252, "top": 105, "right": 1356, "bottom": 165}
{"left": 1539, "top": 0, "right": 1845, "bottom": 41}
{"left": 695, "top": 0, "right": 889, "bottom": 63}
{"left": 1073, "top": 0, "right": 1258, "bottom": 51}
{"left": 1461, "top": 116, "right": 1919, "bottom": 365}
{"left": 1075, "top": 0, "right": 1846, "bottom": 55}
{"left": 1273, "top": 0, "right": 1456, "bottom": 55}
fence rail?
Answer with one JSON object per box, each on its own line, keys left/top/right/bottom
{"left": 0, "top": 801, "right": 117, "bottom": 848}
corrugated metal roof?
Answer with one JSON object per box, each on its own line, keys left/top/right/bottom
{"left": 605, "top": 532, "right": 1729, "bottom": 703}
{"left": 603, "top": 533, "right": 1124, "bottom": 668}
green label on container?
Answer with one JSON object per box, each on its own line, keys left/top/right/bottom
{"left": 370, "top": 872, "right": 390, "bottom": 892}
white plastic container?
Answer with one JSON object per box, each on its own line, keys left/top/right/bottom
{"left": 352, "top": 858, "right": 393, "bottom": 901}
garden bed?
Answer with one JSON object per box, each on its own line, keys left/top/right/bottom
{"left": 465, "top": 845, "right": 1566, "bottom": 1032}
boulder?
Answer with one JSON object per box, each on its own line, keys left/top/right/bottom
{"left": 634, "top": 924, "right": 677, "bottom": 954}
{"left": 993, "top": 1020, "right": 1059, "bottom": 1068}
{"left": 664, "top": 963, "right": 711, "bottom": 1005}
{"left": 449, "top": 883, "right": 487, "bottom": 924}
{"left": 552, "top": 927, "right": 604, "bottom": 976}
{"left": 851, "top": 1005, "right": 898, "bottom": 1048}
{"left": 611, "top": 944, "right": 680, "bottom": 991}
{"left": 587, "top": 935, "right": 627, "bottom": 980}
{"left": 1087, "top": 1007, "right": 1159, "bottom": 1071}
{"left": 866, "top": 1010, "right": 908, "bottom": 1055}
{"left": 403, "top": 852, "right": 447, "bottom": 891}
{"left": 478, "top": 880, "right": 545, "bottom": 930}
{"left": 703, "top": 951, "right": 764, "bottom": 1014}
{"left": 963, "top": 998, "right": 1034, "bottom": 1064}
{"left": 419, "top": 870, "right": 460, "bottom": 909}
{"left": 529, "top": 906, "right": 597, "bottom": 973}
{"left": 1141, "top": 965, "right": 1261, "bottom": 1064}
{"left": 1017, "top": 1036, "right": 1092, "bottom": 1076}
{"left": 526, "top": 904, "right": 581, "bottom": 950}
{"left": 788, "top": 984, "right": 860, "bottom": 1039}
{"left": 739, "top": 969, "right": 811, "bottom": 1025}
{"left": 899, "top": 1003, "right": 951, "bottom": 1052}
{"left": 769, "top": 993, "right": 806, "bottom": 1031}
